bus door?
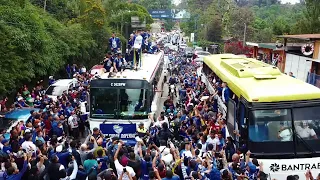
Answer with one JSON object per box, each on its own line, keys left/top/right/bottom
{"left": 227, "top": 99, "right": 237, "bottom": 140}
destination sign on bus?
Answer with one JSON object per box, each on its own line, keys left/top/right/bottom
{"left": 110, "top": 83, "right": 126, "bottom": 87}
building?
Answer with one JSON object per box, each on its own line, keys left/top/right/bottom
{"left": 278, "top": 34, "right": 320, "bottom": 87}
{"left": 245, "top": 42, "right": 304, "bottom": 73}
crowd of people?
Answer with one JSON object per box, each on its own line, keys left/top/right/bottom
{"left": 0, "top": 31, "right": 318, "bottom": 180}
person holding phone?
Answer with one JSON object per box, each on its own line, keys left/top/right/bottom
{"left": 114, "top": 141, "right": 136, "bottom": 180}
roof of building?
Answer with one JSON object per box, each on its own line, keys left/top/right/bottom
{"left": 246, "top": 42, "right": 305, "bottom": 50}
{"left": 204, "top": 54, "right": 320, "bottom": 102}
{"left": 277, "top": 34, "right": 320, "bottom": 40}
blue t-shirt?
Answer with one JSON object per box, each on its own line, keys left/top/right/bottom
{"left": 96, "top": 156, "right": 109, "bottom": 171}
{"left": 141, "top": 159, "right": 152, "bottom": 180}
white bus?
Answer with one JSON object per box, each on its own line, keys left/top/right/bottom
{"left": 89, "top": 51, "right": 165, "bottom": 145}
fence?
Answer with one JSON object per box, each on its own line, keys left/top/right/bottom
{"left": 306, "top": 72, "right": 320, "bottom": 88}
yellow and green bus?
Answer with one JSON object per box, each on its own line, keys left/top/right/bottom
{"left": 203, "top": 54, "right": 320, "bottom": 177}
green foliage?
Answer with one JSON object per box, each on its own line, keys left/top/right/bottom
{"left": 134, "top": 0, "right": 172, "bottom": 10}
{"left": 293, "top": 0, "right": 320, "bottom": 34}
{"left": 0, "top": 1, "right": 95, "bottom": 94}
{"left": 0, "top": 0, "right": 153, "bottom": 96}
{"left": 183, "top": 0, "right": 317, "bottom": 45}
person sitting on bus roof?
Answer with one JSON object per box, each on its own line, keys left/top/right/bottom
{"left": 109, "top": 32, "right": 121, "bottom": 53}
{"left": 114, "top": 53, "right": 126, "bottom": 73}
{"left": 221, "top": 82, "right": 230, "bottom": 104}
{"left": 103, "top": 52, "right": 114, "bottom": 73}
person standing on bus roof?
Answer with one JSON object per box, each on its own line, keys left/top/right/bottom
{"left": 133, "top": 30, "right": 143, "bottom": 66}
{"left": 109, "top": 32, "right": 121, "bottom": 53}
{"left": 222, "top": 82, "right": 230, "bottom": 104}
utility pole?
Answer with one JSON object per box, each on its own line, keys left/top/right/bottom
{"left": 121, "top": 13, "right": 123, "bottom": 34}
{"left": 44, "top": 0, "right": 47, "bottom": 12}
{"left": 243, "top": 23, "right": 247, "bottom": 47}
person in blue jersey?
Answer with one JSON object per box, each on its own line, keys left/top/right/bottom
{"left": 6, "top": 153, "right": 29, "bottom": 180}
{"left": 1, "top": 139, "right": 12, "bottom": 154}
{"left": 221, "top": 82, "right": 230, "bottom": 104}
{"left": 96, "top": 149, "right": 109, "bottom": 172}
{"left": 109, "top": 32, "right": 121, "bottom": 53}
{"left": 103, "top": 52, "right": 114, "bottom": 73}
{"left": 115, "top": 53, "right": 127, "bottom": 72}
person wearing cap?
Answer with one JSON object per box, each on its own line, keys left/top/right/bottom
{"left": 2, "top": 139, "right": 12, "bottom": 154}
{"left": 137, "top": 122, "right": 148, "bottom": 139}
{"left": 109, "top": 32, "right": 121, "bottom": 53}
{"left": 15, "top": 97, "right": 29, "bottom": 108}
{"left": 113, "top": 141, "right": 135, "bottom": 180}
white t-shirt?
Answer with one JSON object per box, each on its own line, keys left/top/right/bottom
{"left": 155, "top": 116, "right": 169, "bottom": 128}
{"left": 134, "top": 35, "right": 143, "bottom": 49}
{"left": 81, "top": 67, "right": 86, "bottom": 73}
{"left": 114, "top": 159, "right": 135, "bottom": 180}
{"left": 181, "top": 150, "right": 192, "bottom": 158}
{"left": 279, "top": 129, "right": 292, "bottom": 141}
{"left": 296, "top": 126, "right": 316, "bottom": 139}
{"left": 206, "top": 137, "right": 220, "bottom": 151}
{"left": 21, "top": 141, "right": 37, "bottom": 154}
{"left": 68, "top": 115, "right": 79, "bottom": 129}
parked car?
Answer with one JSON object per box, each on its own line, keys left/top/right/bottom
{"left": 194, "top": 51, "right": 211, "bottom": 64}
{"left": 194, "top": 46, "right": 203, "bottom": 51}
{"left": 45, "top": 79, "right": 78, "bottom": 101}
{"left": 1, "top": 108, "right": 40, "bottom": 139}
{"left": 185, "top": 47, "right": 194, "bottom": 57}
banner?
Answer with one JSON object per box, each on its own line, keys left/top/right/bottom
{"left": 148, "top": 9, "right": 171, "bottom": 18}
{"left": 148, "top": 9, "right": 190, "bottom": 19}
{"left": 100, "top": 124, "right": 136, "bottom": 141}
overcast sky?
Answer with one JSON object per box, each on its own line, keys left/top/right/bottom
{"left": 172, "top": 0, "right": 300, "bottom": 6}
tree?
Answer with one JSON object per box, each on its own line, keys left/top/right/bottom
{"left": 0, "top": 0, "right": 153, "bottom": 96}
{"left": 294, "top": 0, "right": 320, "bottom": 33}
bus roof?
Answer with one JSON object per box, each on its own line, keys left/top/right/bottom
{"left": 204, "top": 54, "right": 320, "bottom": 102}
{"left": 99, "top": 51, "right": 164, "bottom": 82}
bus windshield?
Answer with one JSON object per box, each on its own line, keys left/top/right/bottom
{"left": 249, "top": 106, "right": 320, "bottom": 153}
{"left": 90, "top": 88, "right": 149, "bottom": 119}
{"left": 119, "top": 89, "right": 148, "bottom": 119}
{"left": 91, "top": 88, "right": 118, "bottom": 118}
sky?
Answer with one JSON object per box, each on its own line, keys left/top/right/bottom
{"left": 172, "top": 0, "right": 300, "bottom": 5}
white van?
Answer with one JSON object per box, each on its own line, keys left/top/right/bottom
{"left": 45, "top": 79, "right": 78, "bottom": 101}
